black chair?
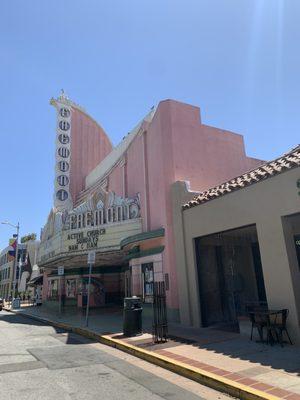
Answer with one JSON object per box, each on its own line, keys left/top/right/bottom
{"left": 273, "top": 309, "right": 293, "bottom": 346}
{"left": 249, "top": 312, "right": 262, "bottom": 341}
{"left": 246, "top": 302, "right": 268, "bottom": 342}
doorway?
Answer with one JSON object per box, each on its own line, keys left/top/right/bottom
{"left": 195, "top": 225, "right": 267, "bottom": 330}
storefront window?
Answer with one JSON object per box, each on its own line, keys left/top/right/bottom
{"left": 142, "top": 263, "right": 154, "bottom": 303}
{"left": 66, "top": 279, "right": 76, "bottom": 298}
{"left": 48, "top": 279, "right": 58, "bottom": 300}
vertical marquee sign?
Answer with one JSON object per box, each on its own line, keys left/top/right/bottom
{"left": 50, "top": 91, "right": 73, "bottom": 211}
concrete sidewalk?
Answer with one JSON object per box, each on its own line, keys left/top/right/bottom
{"left": 8, "top": 303, "right": 153, "bottom": 333}
{"left": 6, "top": 304, "right": 300, "bottom": 399}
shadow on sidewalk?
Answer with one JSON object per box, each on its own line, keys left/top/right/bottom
{"left": 163, "top": 325, "right": 300, "bottom": 375}
{"left": 6, "top": 306, "right": 300, "bottom": 376}
{"left": 0, "top": 312, "right": 97, "bottom": 345}
{"left": 113, "top": 321, "right": 300, "bottom": 376}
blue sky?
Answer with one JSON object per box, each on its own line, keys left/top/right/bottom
{"left": 0, "top": 0, "right": 299, "bottom": 249}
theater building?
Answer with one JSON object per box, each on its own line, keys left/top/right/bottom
{"left": 38, "top": 91, "right": 263, "bottom": 320}
{"left": 172, "top": 146, "right": 300, "bottom": 341}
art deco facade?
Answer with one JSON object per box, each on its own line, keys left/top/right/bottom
{"left": 38, "top": 92, "right": 263, "bottom": 320}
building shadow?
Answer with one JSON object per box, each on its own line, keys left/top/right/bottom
{"left": 160, "top": 327, "right": 300, "bottom": 376}
{"left": 0, "top": 312, "right": 97, "bottom": 345}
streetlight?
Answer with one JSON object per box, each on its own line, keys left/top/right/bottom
{"left": 1, "top": 221, "right": 20, "bottom": 300}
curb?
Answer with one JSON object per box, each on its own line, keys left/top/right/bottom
{"left": 3, "top": 308, "right": 280, "bottom": 400}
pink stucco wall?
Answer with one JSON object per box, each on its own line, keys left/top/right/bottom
{"left": 99, "top": 99, "right": 263, "bottom": 312}
{"left": 104, "top": 128, "right": 151, "bottom": 233}
{"left": 146, "top": 100, "right": 264, "bottom": 310}
{"left": 70, "top": 108, "right": 112, "bottom": 203}
{"left": 168, "top": 100, "right": 263, "bottom": 191}
{"left": 107, "top": 163, "right": 124, "bottom": 196}
{"left": 125, "top": 131, "right": 149, "bottom": 231}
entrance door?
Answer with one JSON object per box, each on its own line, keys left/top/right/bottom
{"left": 195, "top": 242, "right": 242, "bottom": 329}
{"left": 196, "top": 242, "right": 232, "bottom": 327}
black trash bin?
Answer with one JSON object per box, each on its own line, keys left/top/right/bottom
{"left": 123, "top": 296, "right": 142, "bottom": 337}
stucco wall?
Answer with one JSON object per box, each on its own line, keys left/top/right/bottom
{"left": 70, "top": 108, "right": 112, "bottom": 203}
{"left": 173, "top": 167, "right": 300, "bottom": 341}
{"left": 82, "top": 99, "right": 263, "bottom": 318}
{"left": 107, "top": 162, "right": 123, "bottom": 195}
{"left": 167, "top": 100, "right": 264, "bottom": 191}
{"left": 144, "top": 100, "right": 263, "bottom": 313}
{"left": 126, "top": 132, "right": 149, "bottom": 231}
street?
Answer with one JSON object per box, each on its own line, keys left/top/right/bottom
{"left": 0, "top": 311, "right": 231, "bottom": 400}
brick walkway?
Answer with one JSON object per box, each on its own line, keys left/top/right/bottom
{"left": 112, "top": 329, "right": 300, "bottom": 399}
{"left": 155, "top": 349, "right": 299, "bottom": 399}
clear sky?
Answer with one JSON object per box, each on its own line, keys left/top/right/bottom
{"left": 0, "top": 0, "right": 299, "bottom": 250}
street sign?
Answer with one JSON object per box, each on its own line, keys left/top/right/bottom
{"left": 87, "top": 251, "right": 96, "bottom": 264}
{"left": 58, "top": 266, "right": 64, "bottom": 276}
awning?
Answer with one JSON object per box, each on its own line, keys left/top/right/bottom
{"left": 120, "top": 228, "right": 165, "bottom": 249}
{"left": 28, "top": 275, "right": 43, "bottom": 286}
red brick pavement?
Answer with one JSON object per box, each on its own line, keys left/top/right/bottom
{"left": 155, "top": 349, "right": 300, "bottom": 399}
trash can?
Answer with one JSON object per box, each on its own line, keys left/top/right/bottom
{"left": 12, "top": 297, "right": 21, "bottom": 309}
{"left": 123, "top": 296, "right": 142, "bottom": 337}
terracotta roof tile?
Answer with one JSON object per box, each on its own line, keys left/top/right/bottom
{"left": 183, "top": 145, "right": 300, "bottom": 210}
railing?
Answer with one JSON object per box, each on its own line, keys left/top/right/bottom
{"left": 152, "top": 281, "right": 168, "bottom": 343}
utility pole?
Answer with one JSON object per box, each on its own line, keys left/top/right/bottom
{"left": 57, "top": 266, "right": 64, "bottom": 316}
{"left": 12, "top": 222, "right": 20, "bottom": 300}
{"left": 85, "top": 251, "right": 95, "bottom": 327}
{"left": 85, "top": 262, "right": 92, "bottom": 327}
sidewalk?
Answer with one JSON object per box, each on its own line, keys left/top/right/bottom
{"left": 5, "top": 304, "right": 300, "bottom": 400}
{"left": 6, "top": 303, "right": 153, "bottom": 333}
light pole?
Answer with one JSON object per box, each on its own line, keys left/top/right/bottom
{"left": 1, "top": 221, "right": 20, "bottom": 300}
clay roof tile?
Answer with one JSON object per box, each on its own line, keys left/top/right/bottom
{"left": 183, "top": 145, "right": 300, "bottom": 209}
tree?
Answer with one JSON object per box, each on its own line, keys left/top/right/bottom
{"left": 20, "top": 233, "right": 37, "bottom": 243}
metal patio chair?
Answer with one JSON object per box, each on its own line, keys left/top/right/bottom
{"left": 246, "top": 302, "right": 269, "bottom": 342}
{"left": 273, "top": 309, "right": 293, "bottom": 346}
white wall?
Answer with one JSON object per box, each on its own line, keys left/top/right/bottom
{"left": 172, "top": 167, "right": 300, "bottom": 342}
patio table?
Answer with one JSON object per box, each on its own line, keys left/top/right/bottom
{"left": 249, "top": 309, "right": 282, "bottom": 344}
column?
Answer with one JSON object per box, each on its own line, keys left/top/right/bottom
{"left": 257, "top": 217, "right": 300, "bottom": 343}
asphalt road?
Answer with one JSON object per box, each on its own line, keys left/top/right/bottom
{"left": 0, "top": 311, "right": 232, "bottom": 400}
